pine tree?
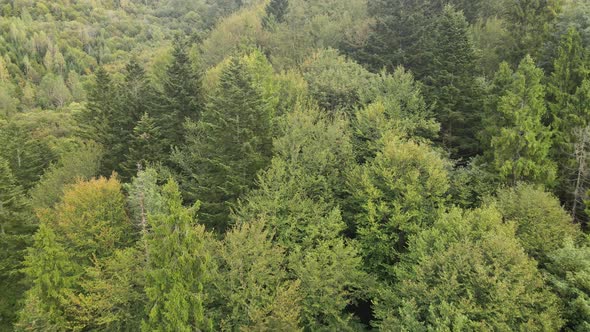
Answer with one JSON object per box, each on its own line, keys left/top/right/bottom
{"left": 122, "top": 113, "right": 165, "bottom": 178}
{"left": 491, "top": 56, "right": 556, "bottom": 186}
{"left": 142, "top": 179, "right": 211, "bottom": 332}
{"left": 159, "top": 37, "right": 204, "bottom": 147}
{"left": 422, "top": 5, "right": 482, "bottom": 159}
{"left": 173, "top": 52, "right": 274, "bottom": 232}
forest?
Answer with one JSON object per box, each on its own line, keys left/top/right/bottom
{"left": 2, "top": 0, "right": 590, "bottom": 330}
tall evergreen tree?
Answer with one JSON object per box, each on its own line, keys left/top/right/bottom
{"left": 142, "top": 179, "right": 212, "bottom": 332}
{"left": 262, "top": 0, "right": 289, "bottom": 29}
{"left": 422, "top": 5, "right": 482, "bottom": 159}
{"left": 491, "top": 56, "right": 556, "bottom": 185}
{"left": 77, "top": 67, "right": 116, "bottom": 155}
{"left": 0, "top": 158, "right": 32, "bottom": 329}
{"left": 122, "top": 112, "right": 165, "bottom": 178}
{"left": 159, "top": 37, "right": 204, "bottom": 147}
{"left": 173, "top": 52, "right": 274, "bottom": 232}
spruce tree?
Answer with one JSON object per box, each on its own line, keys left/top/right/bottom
{"left": 142, "top": 179, "right": 211, "bottom": 332}
{"left": 491, "top": 55, "right": 556, "bottom": 186}
{"left": 173, "top": 52, "right": 274, "bottom": 232}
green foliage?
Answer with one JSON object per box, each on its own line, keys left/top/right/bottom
{"left": 490, "top": 56, "right": 556, "bottom": 186}
{"left": 301, "top": 48, "right": 374, "bottom": 113}
{"left": 174, "top": 51, "right": 275, "bottom": 232}
{"left": 545, "top": 239, "right": 590, "bottom": 331}
{"left": 158, "top": 36, "right": 204, "bottom": 146}
{"left": 236, "top": 107, "right": 368, "bottom": 330}
{"left": 208, "top": 219, "right": 302, "bottom": 331}
{"left": 142, "top": 179, "right": 212, "bottom": 332}
{"left": 0, "top": 158, "right": 32, "bottom": 329}
{"left": 122, "top": 113, "right": 166, "bottom": 177}
{"left": 17, "top": 177, "right": 140, "bottom": 331}
{"left": 494, "top": 184, "right": 582, "bottom": 262}
{"left": 350, "top": 133, "right": 450, "bottom": 280}
{"left": 0, "top": 121, "right": 57, "bottom": 190}
{"left": 29, "top": 141, "right": 103, "bottom": 210}
{"left": 422, "top": 5, "right": 482, "bottom": 159}
{"left": 378, "top": 206, "right": 563, "bottom": 331}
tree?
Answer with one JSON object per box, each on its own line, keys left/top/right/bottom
{"left": 422, "top": 5, "right": 482, "bottom": 159}
{"left": 29, "top": 141, "right": 103, "bottom": 210}
{"left": 158, "top": 36, "right": 204, "bottom": 147}
{"left": 0, "top": 122, "right": 57, "bottom": 190}
{"left": 491, "top": 55, "right": 556, "bottom": 186}
{"left": 18, "top": 177, "right": 139, "bottom": 331}
{"left": 173, "top": 52, "right": 275, "bottom": 232}
{"left": 493, "top": 184, "right": 582, "bottom": 262}
{"left": 122, "top": 113, "right": 165, "bottom": 179}
{"left": 142, "top": 179, "right": 212, "bottom": 332}
{"left": 16, "top": 223, "right": 76, "bottom": 331}
{"left": 37, "top": 73, "right": 72, "bottom": 109}
{"left": 377, "top": 206, "right": 563, "bottom": 331}
{"left": 262, "top": 0, "right": 289, "bottom": 29}
{"left": 350, "top": 132, "right": 449, "bottom": 280}
{"left": 77, "top": 67, "right": 118, "bottom": 175}
{"left": 545, "top": 239, "right": 590, "bottom": 331}
{"left": 235, "top": 107, "right": 368, "bottom": 330}
{"left": 501, "top": 0, "right": 563, "bottom": 64}
{"left": 0, "top": 158, "right": 32, "bottom": 329}
{"left": 208, "top": 219, "right": 302, "bottom": 331}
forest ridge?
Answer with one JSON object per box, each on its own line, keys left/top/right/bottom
{"left": 1, "top": 0, "right": 590, "bottom": 330}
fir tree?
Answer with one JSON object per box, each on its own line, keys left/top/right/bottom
{"left": 0, "top": 158, "right": 32, "bottom": 328}
{"left": 142, "top": 179, "right": 211, "bottom": 332}
{"left": 262, "top": 0, "right": 289, "bottom": 30}
{"left": 491, "top": 55, "right": 556, "bottom": 186}
{"left": 159, "top": 37, "right": 204, "bottom": 147}
{"left": 122, "top": 113, "right": 165, "bottom": 178}
{"left": 422, "top": 5, "right": 482, "bottom": 159}
{"left": 173, "top": 52, "right": 274, "bottom": 232}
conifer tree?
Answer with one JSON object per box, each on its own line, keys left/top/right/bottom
{"left": 491, "top": 55, "right": 556, "bottom": 186}
{"left": 159, "top": 37, "right": 204, "bottom": 147}
{"left": 122, "top": 113, "right": 165, "bottom": 178}
{"left": 173, "top": 52, "right": 274, "bottom": 232}
{"left": 16, "top": 223, "right": 76, "bottom": 332}
{"left": 0, "top": 158, "right": 32, "bottom": 328}
{"left": 262, "top": 0, "right": 289, "bottom": 29}
{"left": 422, "top": 5, "right": 482, "bottom": 159}
{"left": 142, "top": 179, "right": 211, "bottom": 332}
{"left": 77, "top": 67, "right": 116, "bottom": 148}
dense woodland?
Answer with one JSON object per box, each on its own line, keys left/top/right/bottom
{"left": 3, "top": 0, "right": 590, "bottom": 330}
